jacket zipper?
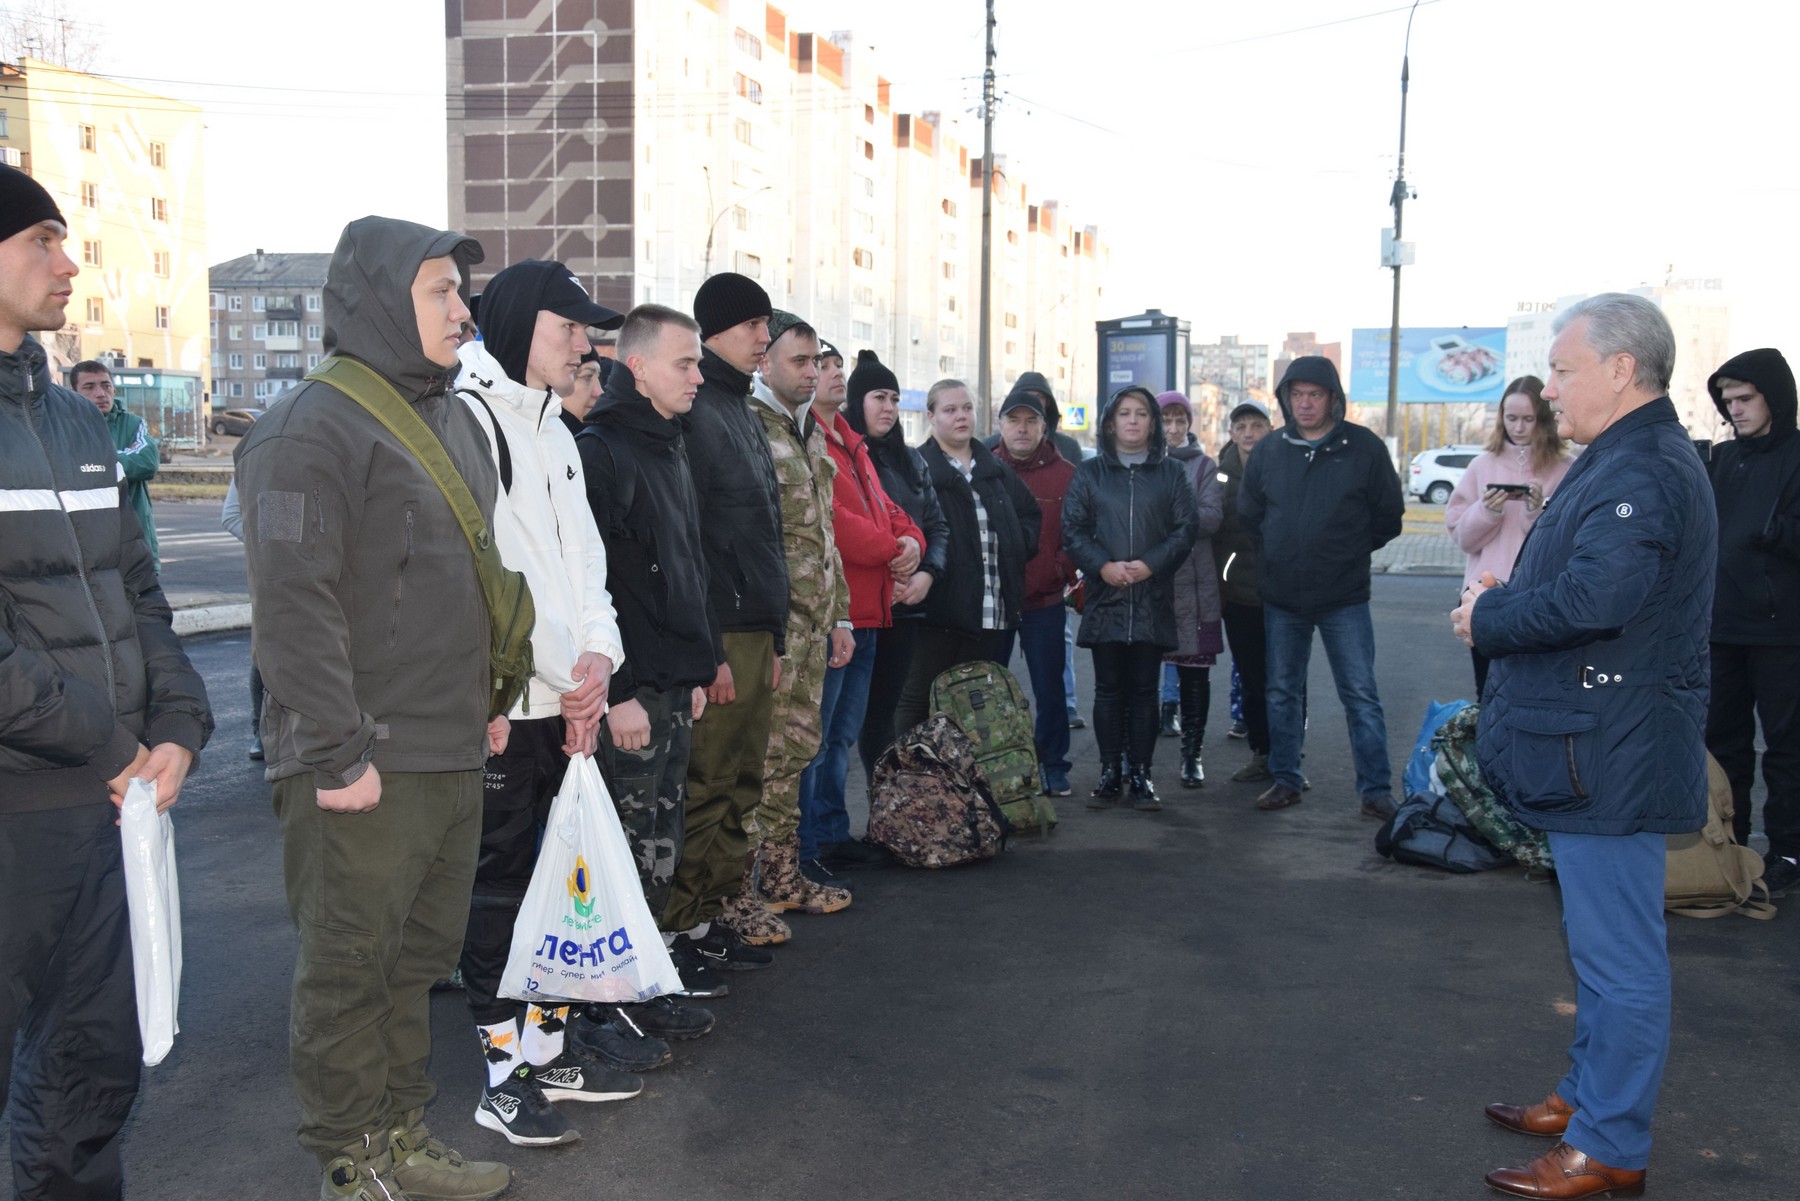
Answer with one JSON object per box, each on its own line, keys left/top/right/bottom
{"left": 391, "top": 508, "right": 414, "bottom": 647}
{"left": 21, "top": 369, "right": 116, "bottom": 712}
{"left": 1126, "top": 465, "right": 1137, "bottom": 643}
{"left": 1564, "top": 735, "right": 1588, "bottom": 799}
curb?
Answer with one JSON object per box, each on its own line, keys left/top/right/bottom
{"left": 173, "top": 603, "right": 252, "bottom": 636}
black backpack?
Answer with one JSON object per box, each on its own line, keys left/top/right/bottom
{"left": 1375, "top": 792, "right": 1511, "bottom": 874}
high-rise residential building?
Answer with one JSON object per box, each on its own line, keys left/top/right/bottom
{"left": 207, "top": 252, "right": 332, "bottom": 406}
{"left": 1273, "top": 331, "right": 1342, "bottom": 388}
{"left": 1190, "top": 335, "right": 1269, "bottom": 439}
{"left": 443, "top": 1, "right": 1107, "bottom": 436}
{"left": 0, "top": 59, "right": 208, "bottom": 381}
{"left": 1504, "top": 279, "right": 1732, "bottom": 439}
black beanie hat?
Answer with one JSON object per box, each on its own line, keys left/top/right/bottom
{"left": 846, "top": 349, "right": 901, "bottom": 432}
{"left": 693, "top": 272, "right": 773, "bottom": 341}
{"left": 0, "top": 164, "right": 67, "bottom": 244}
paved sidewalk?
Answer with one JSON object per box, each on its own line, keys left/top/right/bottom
{"left": 1374, "top": 529, "right": 1461, "bottom": 577}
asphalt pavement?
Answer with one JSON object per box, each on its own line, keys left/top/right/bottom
{"left": 7, "top": 575, "right": 1790, "bottom": 1200}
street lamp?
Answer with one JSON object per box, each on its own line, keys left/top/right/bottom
{"left": 701, "top": 167, "right": 775, "bottom": 279}
{"left": 1384, "top": 0, "right": 1422, "bottom": 451}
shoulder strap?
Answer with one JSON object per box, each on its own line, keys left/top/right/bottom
{"left": 307, "top": 357, "right": 495, "bottom": 569}
{"left": 456, "top": 389, "right": 513, "bottom": 494}
{"left": 575, "top": 424, "right": 639, "bottom": 528}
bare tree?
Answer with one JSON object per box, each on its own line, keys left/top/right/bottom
{"left": 1, "top": 0, "right": 104, "bottom": 72}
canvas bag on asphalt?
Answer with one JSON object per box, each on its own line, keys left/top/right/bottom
{"left": 1665, "top": 754, "right": 1776, "bottom": 920}
{"left": 869, "top": 714, "right": 1010, "bottom": 868}
{"left": 501, "top": 754, "right": 685, "bottom": 1001}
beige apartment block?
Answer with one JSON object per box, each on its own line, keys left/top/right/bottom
{"left": 444, "top": 0, "right": 1106, "bottom": 436}
{"left": 0, "top": 58, "right": 208, "bottom": 383}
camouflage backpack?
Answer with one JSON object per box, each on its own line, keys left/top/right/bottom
{"left": 928, "top": 660, "right": 1052, "bottom": 834}
{"left": 1432, "top": 704, "right": 1554, "bottom": 874}
{"left": 868, "top": 714, "right": 1010, "bottom": 868}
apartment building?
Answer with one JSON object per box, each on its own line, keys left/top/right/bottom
{"left": 207, "top": 251, "right": 331, "bottom": 405}
{"left": 443, "top": 0, "right": 1107, "bottom": 435}
{"left": 0, "top": 58, "right": 208, "bottom": 380}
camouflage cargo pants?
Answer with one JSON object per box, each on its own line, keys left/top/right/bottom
{"left": 596, "top": 684, "right": 694, "bottom": 927}
{"left": 753, "top": 615, "right": 831, "bottom": 846}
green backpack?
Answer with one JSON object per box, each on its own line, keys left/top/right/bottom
{"left": 306, "top": 357, "right": 537, "bottom": 720}
{"left": 928, "top": 660, "right": 1052, "bottom": 834}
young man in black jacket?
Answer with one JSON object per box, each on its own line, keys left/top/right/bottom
{"left": 1705, "top": 348, "right": 1800, "bottom": 894}
{"left": 659, "top": 273, "right": 788, "bottom": 973}
{"left": 0, "top": 163, "right": 213, "bottom": 1201}
{"left": 894, "top": 378, "right": 1042, "bottom": 736}
{"left": 1240, "top": 356, "right": 1404, "bottom": 819}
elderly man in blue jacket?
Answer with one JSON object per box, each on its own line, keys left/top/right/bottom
{"left": 1452, "top": 293, "right": 1715, "bottom": 1200}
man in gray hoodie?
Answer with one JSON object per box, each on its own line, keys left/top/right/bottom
{"left": 236, "top": 216, "right": 512, "bottom": 1201}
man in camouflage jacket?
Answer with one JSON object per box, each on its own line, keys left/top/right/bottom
{"left": 730, "top": 310, "right": 855, "bottom": 940}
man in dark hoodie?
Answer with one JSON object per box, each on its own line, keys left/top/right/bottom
{"left": 1239, "top": 355, "right": 1404, "bottom": 818}
{"left": 236, "top": 216, "right": 511, "bottom": 1201}
{"left": 1705, "top": 348, "right": 1800, "bottom": 896}
{"left": 659, "top": 272, "right": 788, "bottom": 971}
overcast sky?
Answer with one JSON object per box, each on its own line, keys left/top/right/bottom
{"left": 52, "top": 0, "right": 1800, "bottom": 355}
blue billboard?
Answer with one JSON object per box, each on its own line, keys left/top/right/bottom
{"left": 1350, "top": 327, "right": 1508, "bottom": 405}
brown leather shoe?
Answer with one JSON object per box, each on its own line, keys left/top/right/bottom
{"left": 1485, "top": 1141, "right": 1645, "bottom": 1198}
{"left": 1254, "top": 783, "right": 1303, "bottom": 811}
{"left": 1486, "top": 1091, "right": 1576, "bottom": 1137}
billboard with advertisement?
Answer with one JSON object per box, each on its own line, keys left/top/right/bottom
{"left": 1103, "top": 333, "right": 1169, "bottom": 393}
{"left": 1350, "top": 327, "right": 1508, "bottom": 405}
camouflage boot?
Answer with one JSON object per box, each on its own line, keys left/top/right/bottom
{"left": 759, "top": 833, "right": 852, "bottom": 915}
{"left": 716, "top": 858, "right": 792, "bottom": 946}
{"left": 389, "top": 1110, "right": 511, "bottom": 1201}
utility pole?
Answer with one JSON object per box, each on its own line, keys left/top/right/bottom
{"left": 977, "top": 0, "right": 997, "bottom": 435}
{"left": 1385, "top": 0, "right": 1421, "bottom": 451}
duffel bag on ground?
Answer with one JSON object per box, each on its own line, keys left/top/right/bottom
{"left": 1433, "top": 704, "right": 1554, "bottom": 874}
{"left": 868, "top": 714, "right": 1010, "bottom": 868}
{"left": 1375, "top": 791, "right": 1511, "bottom": 873}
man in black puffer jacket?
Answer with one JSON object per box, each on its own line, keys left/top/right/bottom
{"left": 1240, "top": 355, "right": 1404, "bottom": 817}
{"left": 661, "top": 272, "right": 790, "bottom": 963}
{"left": 0, "top": 165, "right": 212, "bottom": 1200}
{"left": 1704, "top": 347, "right": 1800, "bottom": 894}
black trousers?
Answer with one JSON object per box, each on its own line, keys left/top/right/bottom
{"left": 1092, "top": 641, "right": 1166, "bottom": 769}
{"left": 892, "top": 625, "right": 1011, "bottom": 747}
{"left": 460, "top": 716, "right": 570, "bottom": 1026}
{"left": 859, "top": 620, "right": 920, "bottom": 783}
{"left": 1707, "top": 642, "right": 1800, "bottom": 857}
{"left": 1221, "top": 601, "right": 1270, "bottom": 754}
{"left": 1, "top": 802, "right": 141, "bottom": 1201}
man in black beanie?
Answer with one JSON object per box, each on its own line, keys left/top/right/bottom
{"left": 660, "top": 272, "right": 791, "bottom": 971}
{"left": 0, "top": 164, "right": 213, "bottom": 1199}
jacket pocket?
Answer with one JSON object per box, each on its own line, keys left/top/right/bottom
{"left": 1507, "top": 705, "right": 1599, "bottom": 811}
{"left": 389, "top": 504, "right": 416, "bottom": 649}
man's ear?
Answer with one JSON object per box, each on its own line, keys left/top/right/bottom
{"left": 1609, "top": 351, "right": 1638, "bottom": 395}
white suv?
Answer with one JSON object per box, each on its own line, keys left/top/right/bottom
{"left": 1408, "top": 445, "right": 1484, "bottom": 504}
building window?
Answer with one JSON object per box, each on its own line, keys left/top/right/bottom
{"left": 732, "top": 205, "right": 752, "bottom": 232}
{"left": 733, "top": 118, "right": 755, "bottom": 147}
{"left": 864, "top": 104, "right": 875, "bottom": 124}
{"left": 734, "top": 27, "right": 762, "bottom": 59}
{"left": 252, "top": 323, "right": 267, "bottom": 340}
{"left": 939, "top": 355, "right": 956, "bottom": 373}
{"left": 853, "top": 285, "right": 875, "bottom": 306}
{"left": 307, "top": 353, "right": 321, "bottom": 369}
{"left": 228, "top": 353, "right": 244, "bottom": 369}
{"left": 852, "top": 321, "right": 873, "bottom": 340}
{"left": 209, "top": 292, "right": 222, "bottom": 309}
{"left": 228, "top": 324, "right": 242, "bottom": 340}
{"left": 82, "top": 240, "right": 101, "bottom": 266}
{"left": 275, "top": 353, "right": 299, "bottom": 368}
{"left": 253, "top": 354, "right": 267, "bottom": 369}
{"left": 0, "top": 109, "right": 7, "bottom": 137}
{"left": 155, "top": 306, "right": 170, "bottom": 330}
{"left": 733, "top": 72, "right": 763, "bottom": 104}
{"left": 252, "top": 295, "right": 266, "bottom": 312}
{"left": 941, "top": 262, "right": 955, "bottom": 280}
{"left": 228, "top": 295, "right": 243, "bottom": 312}
{"left": 85, "top": 297, "right": 103, "bottom": 323}
{"left": 152, "top": 250, "right": 170, "bottom": 277}
{"left": 942, "top": 198, "right": 957, "bottom": 217}
{"left": 271, "top": 321, "right": 297, "bottom": 337}
{"left": 1004, "top": 312, "right": 1018, "bottom": 329}
{"left": 852, "top": 248, "right": 874, "bottom": 270}
{"left": 305, "top": 294, "right": 321, "bottom": 312}
{"left": 855, "top": 174, "right": 874, "bottom": 197}
{"left": 149, "top": 141, "right": 166, "bottom": 168}
{"left": 306, "top": 323, "right": 322, "bottom": 341}
{"left": 209, "top": 318, "right": 218, "bottom": 339}
{"left": 940, "top": 323, "right": 957, "bottom": 341}
{"left": 862, "top": 140, "right": 875, "bottom": 160}
{"left": 857, "top": 211, "right": 875, "bottom": 233}
{"left": 1004, "top": 340, "right": 1017, "bottom": 356}
{"left": 231, "top": 382, "right": 244, "bottom": 398}
{"left": 947, "top": 296, "right": 957, "bottom": 312}
{"left": 735, "top": 251, "right": 762, "bottom": 278}
{"left": 78, "top": 123, "right": 96, "bottom": 151}
{"left": 149, "top": 197, "right": 168, "bottom": 222}
{"left": 80, "top": 181, "right": 98, "bottom": 208}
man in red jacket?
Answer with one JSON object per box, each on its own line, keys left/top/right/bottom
{"left": 995, "top": 390, "right": 1078, "bottom": 796}
{"left": 799, "top": 339, "right": 925, "bottom": 871}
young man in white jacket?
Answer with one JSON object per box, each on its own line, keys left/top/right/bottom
{"left": 451, "top": 260, "right": 661, "bottom": 1149}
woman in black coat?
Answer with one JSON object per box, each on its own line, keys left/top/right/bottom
{"left": 1062, "top": 386, "right": 1201, "bottom": 809}
{"left": 845, "top": 352, "right": 952, "bottom": 777}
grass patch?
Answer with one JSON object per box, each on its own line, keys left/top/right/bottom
{"left": 150, "top": 483, "right": 230, "bottom": 502}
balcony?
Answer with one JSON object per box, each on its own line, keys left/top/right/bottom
{"left": 265, "top": 304, "right": 302, "bottom": 322}
{"left": 264, "top": 334, "right": 302, "bottom": 352}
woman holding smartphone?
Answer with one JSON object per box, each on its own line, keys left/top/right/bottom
{"left": 1445, "top": 375, "right": 1573, "bottom": 693}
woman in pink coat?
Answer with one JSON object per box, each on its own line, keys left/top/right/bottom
{"left": 1445, "top": 375, "right": 1573, "bottom": 693}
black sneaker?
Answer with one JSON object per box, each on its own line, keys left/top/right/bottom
{"left": 474, "top": 1066, "right": 580, "bottom": 1147}
{"left": 569, "top": 1008, "right": 672, "bottom": 1072}
{"left": 691, "top": 924, "right": 774, "bottom": 972}
{"left": 532, "top": 1045, "right": 643, "bottom": 1103}
{"left": 816, "top": 838, "right": 893, "bottom": 869}
{"left": 1763, "top": 854, "right": 1800, "bottom": 899}
{"left": 800, "top": 857, "right": 853, "bottom": 892}
{"left": 666, "top": 940, "right": 731, "bottom": 997}
{"left": 616, "top": 994, "right": 715, "bottom": 1041}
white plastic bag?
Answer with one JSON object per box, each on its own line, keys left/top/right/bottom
{"left": 500, "top": 754, "right": 683, "bottom": 1004}
{"left": 119, "top": 778, "right": 182, "bottom": 1066}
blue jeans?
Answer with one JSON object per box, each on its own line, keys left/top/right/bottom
{"left": 797, "top": 628, "right": 878, "bottom": 859}
{"left": 1160, "top": 662, "right": 1178, "bottom": 704}
{"left": 1547, "top": 830, "right": 1670, "bottom": 1170}
{"left": 1063, "top": 608, "right": 1079, "bottom": 715}
{"left": 1264, "top": 601, "right": 1391, "bottom": 800}
{"left": 1000, "top": 604, "right": 1072, "bottom": 775}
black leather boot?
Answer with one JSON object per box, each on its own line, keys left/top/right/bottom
{"left": 1159, "top": 701, "right": 1181, "bottom": 738}
{"left": 1128, "top": 765, "right": 1162, "bottom": 811}
{"left": 1088, "top": 762, "right": 1124, "bottom": 807}
{"left": 1178, "top": 670, "right": 1206, "bottom": 788}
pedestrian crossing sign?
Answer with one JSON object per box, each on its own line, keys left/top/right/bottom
{"left": 1063, "top": 404, "right": 1089, "bottom": 430}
